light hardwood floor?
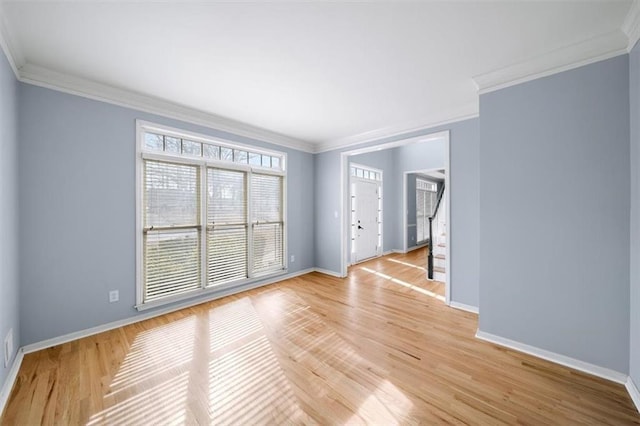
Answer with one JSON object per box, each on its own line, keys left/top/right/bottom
{"left": 2, "top": 248, "right": 639, "bottom": 425}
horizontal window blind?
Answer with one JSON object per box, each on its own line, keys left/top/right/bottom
{"left": 208, "top": 226, "right": 247, "bottom": 286}
{"left": 416, "top": 179, "right": 437, "bottom": 243}
{"left": 253, "top": 223, "right": 283, "bottom": 275}
{"left": 144, "top": 160, "right": 200, "bottom": 227}
{"left": 207, "top": 168, "right": 248, "bottom": 286}
{"left": 207, "top": 168, "right": 246, "bottom": 224}
{"left": 144, "top": 229, "right": 201, "bottom": 301}
{"left": 417, "top": 187, "right": 426, "bottom": 242}
{"left": 251, "top": 173, "right": 282, "bottom": 223}
{"left": 143, "top": 160, "right": 201, "bottom": 302}
{"left": 251, "top": 174, "right": 284, "bottom": 275}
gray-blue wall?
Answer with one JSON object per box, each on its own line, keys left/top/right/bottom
{"left": 446, "top": 119, "right": 480, "bottom": 307}
{"left": 314, "top": 149, "right": 341, "bottom": 273}
{"left": 395, "top": 138, "right": 446, "bottom": 173}
{"left": 314, "top": 118, "right": 480, "bottom": 308}
{"left": 17, "top": 84, "right": 315, "bottom": 345}
{"left": 630, "top": 42, "right": 640, "bottom": 388}
{"left": 0, "top": 47, "right": 19, "bottom": 395}
{"left": 479, "top": 55, "right": 630, "bottom": 373}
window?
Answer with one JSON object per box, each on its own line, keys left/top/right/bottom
{"left": 416, "top": 178, "right": 437, "bottom": 243}
{"left": 136, "top": 121, "right": 286, "bottom": 308}
{"left": 350, "top": 165, "right": 381, "bottom": 182}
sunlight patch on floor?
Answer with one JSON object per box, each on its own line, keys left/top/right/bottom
{"left": 360, "top": 266, "right": 445, "bottom": 302}
{"left": 209, "top": 297, "right": 263, "bottom": 352}
{"left": 386, "top": 257, "right": 426, "bottom": 271}
{"left": 209, "top": 333, "right": 305, "bottom": 424}
{"left": 110, "top": 316, "right": 196, "bottom": 390}
{"left": 349, "top": 379, "right": 414, "bottom": 425}
{"left": 88, "top": 289, "right": 419, "bottom": 424}
{"left": 256, "top": 290, "right": 415, "bottom": 424}
{"left": 88, "top": 371, "right": 189, "bottom": 425}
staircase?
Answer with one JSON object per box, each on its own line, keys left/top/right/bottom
{"left": 432, "top": 222, "right": 446, "bottom": 282}
{"left": 427, "top": 185, "right": 446, "bottom": 282}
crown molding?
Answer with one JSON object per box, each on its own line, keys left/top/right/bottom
{"left": 3, "top": 2, "right": 636, "bottom": 152}
{"left": 624, "top": 0, "right": 640, "bottom": 52}
{"left": 18, "top": 63, "right": 315, "bottom": 153}
{"left": 18, "top": 60, "right": 479, "bottom": 155}
{"left": 314, "top": 103, "right": 479, "bottom": 154}
{"left": 0, "top": 1, "right": 24, "bottom": 78}
{"left": 473, "top": 30, "right": 628, "bottom": 95}
{"left": 0, "top": 1, "right": 313, "bottom": 153}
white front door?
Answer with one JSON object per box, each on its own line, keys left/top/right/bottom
{"left": 353, "top": 180, "right": 379, "bottom": 262}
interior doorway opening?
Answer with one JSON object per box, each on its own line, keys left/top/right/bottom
{"left": 340, "top": 130, "right": 451, "bottom": 305}
{"left": 402, "top": 169, "right": 447, "bottom": 284}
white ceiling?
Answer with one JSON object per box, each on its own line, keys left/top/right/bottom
{"left": 0, "top": 1, "right": 636, "bottom": 152}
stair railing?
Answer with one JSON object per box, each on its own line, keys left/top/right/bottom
{"left": 428, "top": 183, "right": 445, "bottom": 280}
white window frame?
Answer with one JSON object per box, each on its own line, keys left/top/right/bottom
{"left": 135, "top": 120, "right": 287, "bottom": 310}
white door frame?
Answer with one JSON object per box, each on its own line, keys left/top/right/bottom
{"left": 340, "top": 130, "right": 451, "bottom": 305}
{"left": 349, "top": 163, "right": 383, "bottom": 264}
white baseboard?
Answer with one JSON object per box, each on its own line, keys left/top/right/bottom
{"left": 475, "top": 330, "right": 627, "bottom": 384}
{"left": 391, "top": 244, "right": 429, "bottom": 255}
{"left": 22, "top": 268, "right": 315, "bottom": 354}
{"left": 407, "top": 243, "right": 428, "bottom": 253}
{"left": 0, "top": 349, "right": 24, "bottom": 417}
{"left": 449, "top": 301, "right": 479, "bottom": 314}
{"left": 627, "top": 376, "right": 640, "bottom": 413}
{"left": 313, "top": 268, "right": 344, "bottom": 278}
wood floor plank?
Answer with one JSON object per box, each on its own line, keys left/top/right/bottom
{"left": 1, "top": 248, "right": 638, "bottom": 425}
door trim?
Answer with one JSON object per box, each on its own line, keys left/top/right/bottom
{"left": 350, "top": 165, "right": 383, "bottom": 264}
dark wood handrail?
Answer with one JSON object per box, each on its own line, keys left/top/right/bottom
{"left": 428, "top": 182, "right": 445, "bottom": 280}
{"left": 430, "top": 182, "right": 445, "bottom": 221}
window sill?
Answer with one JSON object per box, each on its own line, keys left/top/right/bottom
{"left": 135, "top": 269, "right": 288, "bottom": 312}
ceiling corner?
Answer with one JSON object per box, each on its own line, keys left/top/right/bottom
{"left": 473, "top": 30, "right": 628, "bottom": 95}
{"left": 0, "top": 1, "right": 24, "bottom": 78}
{"left": 623, "top": 0, "right": 640, "bottom": 52}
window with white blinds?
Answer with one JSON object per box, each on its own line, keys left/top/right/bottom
{"left": 251, "top": 173, "right": 284, "bottom": 276}
{"left": 416, "top": 178, "right": 437, "bottom": 243}
{"left": 207, "top": 168, "right": 247, "bottom": 286}
{"left": 136, "top": 121, "right": 286, "bottom": 308}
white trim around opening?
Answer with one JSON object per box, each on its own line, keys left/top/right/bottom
{"left": 340, "top": 130, "right": 451, "bottom": 305}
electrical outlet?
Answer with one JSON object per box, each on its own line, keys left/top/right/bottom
{"left": 290, "top": 254, "right": 295, "bottom": 263}
{"left": 4, "top": 328, "right": 13, "bottom": 368}
{"left": 109, "top": 290, "right": 119, "bottom": 303}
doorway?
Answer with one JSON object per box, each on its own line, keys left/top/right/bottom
{"left": 340, "top": 130, "right": 451, "bottom": 304}
{"left": 350, "top": 164, "right": 383, "bottom": 263}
